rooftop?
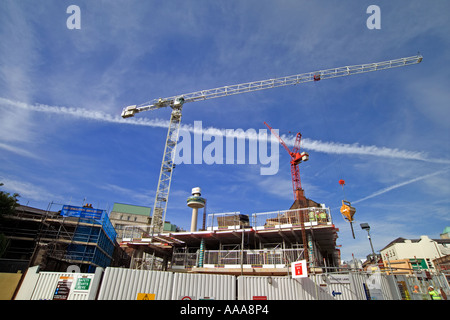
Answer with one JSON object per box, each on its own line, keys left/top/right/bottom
{"left": 111, "top": 203, "right": 151, "bottom": 216}
{"left": 380, "top": 236, "right": 450, "bottom": 251}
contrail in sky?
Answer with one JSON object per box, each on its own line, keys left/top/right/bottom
{"left": 2, "top": 97, "right": 449, "bottom": 165}
{"left": 352, "top": 168, "right": 450, "bottom": 204}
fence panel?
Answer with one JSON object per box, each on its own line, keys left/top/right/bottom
{"left": 97, "top": 267, "right": 173, "bottom": 300}
{"left": 171, "top": 272, "right": 235, "bottom": 300}
{"left": 237, "top": 276, "right": 301, "bottom": 300}
{"left": 310, "top": 273, "right": 362, "bottom": 300}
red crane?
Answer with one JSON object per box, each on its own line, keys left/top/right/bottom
{"left": 264, "top": 122, "right": 309, "bottom": 203}
{"left": 265, "top": 121, "right": 310, "bottom": 264}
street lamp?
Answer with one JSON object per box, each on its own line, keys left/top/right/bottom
{"left": 360, "top": 223, "right": 376, "bottom": 261}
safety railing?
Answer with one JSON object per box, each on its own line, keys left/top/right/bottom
{"left": 171, "top": 248, "right": 305, "bottom": 268}
{"left": 207, "top": 207, "right": 332, "bottom": 231}
{"left": 252, "top": 207, "right": 331, "bottom": 229}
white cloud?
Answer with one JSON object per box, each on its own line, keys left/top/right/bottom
{"left": 0, "top": 142, "right": 40, "bottom": 159}
{"left": 100, "top": 183, "right": 154, "bottom": 206}
{"left": 0, "top": 177, "right": 59, "bottom": 203}
{"left": 3, "top": 97, "right": 450, "bottom": 167}
{"left": 0, "top": 1, "right": 46, "bottom": 104}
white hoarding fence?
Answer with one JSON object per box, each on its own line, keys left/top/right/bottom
{"left": 14, "top": 266, "right": 103, "bottom": 300}
{"left": 15, "top": 266, "right": 448, "bottom": 300}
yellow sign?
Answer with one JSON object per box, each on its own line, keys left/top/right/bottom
{"left": 136, "top": 293, "right": 155, "bottom": 300}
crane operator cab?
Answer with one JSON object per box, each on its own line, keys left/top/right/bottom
{"left": 291, "top": 151, "right": 309, "bottom": 165}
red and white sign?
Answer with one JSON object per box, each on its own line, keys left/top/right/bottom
{"left": 291, "top": 260, "right": 308, "bottom": 278}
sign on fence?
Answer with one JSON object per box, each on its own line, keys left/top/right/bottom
{"left": 291, "top": 260, "right": 308, "bottom": 279}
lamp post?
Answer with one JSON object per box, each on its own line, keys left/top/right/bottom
{"left": 360, "top": 223, "right": 376, "bottom": 262}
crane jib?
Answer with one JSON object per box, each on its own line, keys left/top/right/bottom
{"left": 132, "top": 54, "right": 422, "bottom": 111}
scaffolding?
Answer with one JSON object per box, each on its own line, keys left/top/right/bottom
{"left": 37, "top": 205, "right": 117, "bottom": 272}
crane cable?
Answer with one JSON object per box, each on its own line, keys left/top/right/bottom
{"left": 313, "top": 81, "right": 356, "bottom": 239}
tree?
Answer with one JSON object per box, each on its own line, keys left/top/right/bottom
{"left": 0, "top": 182, "right": 19, "bottom": 216}
{"left": 0, "top": 183, "right": 19, "bottom": 258}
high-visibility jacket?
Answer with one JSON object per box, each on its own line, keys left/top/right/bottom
{"left": 429, "top": 290, "right": 442, "bottom": 300}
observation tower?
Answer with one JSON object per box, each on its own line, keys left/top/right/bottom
{"left": 187, "top": 187, "right": 206, "bottom": 232}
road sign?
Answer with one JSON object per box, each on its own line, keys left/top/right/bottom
{"left": 291, "top": 260, "right": 308, "bottom": 279}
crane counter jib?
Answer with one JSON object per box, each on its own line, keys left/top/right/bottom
{"left": 121, "top": 54, "right": 422, "bottom": 118}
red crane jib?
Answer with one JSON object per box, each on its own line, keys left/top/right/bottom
{"left": 264, "top": 122, "right": 309, "bottom": 202}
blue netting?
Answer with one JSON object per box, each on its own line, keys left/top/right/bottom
{"left": 61, "top": 205, "right": 117, "bottom": 242}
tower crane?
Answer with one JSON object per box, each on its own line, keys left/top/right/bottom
{"left": 264, "top": 122, "right": 309, "bottom": 204}
{"left": 121, "top": 55, "right": 422, "bottom": 235}
{"left": 264, "top": 121, "right": 310, "bottom": 262}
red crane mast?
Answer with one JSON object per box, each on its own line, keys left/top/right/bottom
{"left": 264, "top": 121, "right": 310, "bottom": 263}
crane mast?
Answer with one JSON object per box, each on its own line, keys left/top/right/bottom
{"left": 264, "top": 121, "right": 310, "bottom": 261}
{"left": 149, "top": 100, "right": 183, "bottom": 235}
{"left": 121, "top": 54, "right": 422, "bottom": 235}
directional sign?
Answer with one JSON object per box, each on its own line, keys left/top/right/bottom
{"left": 332, "top": 290, "right": 342, "bottom": 297}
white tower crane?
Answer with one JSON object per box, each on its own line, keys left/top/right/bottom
{"left": 121, "top": 54, "right": 422, "bottom": 235}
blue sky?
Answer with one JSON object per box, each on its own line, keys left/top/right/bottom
{"left": 1, "top": 1, "right": 449, "bottom": 262}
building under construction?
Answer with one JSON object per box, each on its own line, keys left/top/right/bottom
{"left": 0, "top": 204, "right": 129, "bottom": 273}
{"left": 121, "top": 188, "right": 340, "bottom": 275}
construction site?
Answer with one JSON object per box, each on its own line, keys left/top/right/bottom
{"left": 2, "top": 53, "right": 450, "bottom": 302}
{"left": 116, "top": 55, "right": 423, "bottom": 275}
{"left": 1, "top": 55, "right": 430, "bottom": 279}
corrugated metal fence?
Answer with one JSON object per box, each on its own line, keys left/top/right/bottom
{"left": 97, "top": 268, "right": 236, "bottom": 300}
{"left": 97, "top": 268, "right": 173, "bottom": 299}
{"left": 14, "top": 266, "right": 450, "bottom": 300}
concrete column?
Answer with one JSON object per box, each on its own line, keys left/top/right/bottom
{"left": 190, "top": 208, "right": 199, "bottom": 232}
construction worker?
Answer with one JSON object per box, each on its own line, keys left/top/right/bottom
{"left": 308, "top": 210, "right": 316, "bottom": 222}
{"left": 319, "top": 210, "right": 327, "bottom": 223}
{"left": 428, "top": 286, "right": 442, "bottom": 300}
